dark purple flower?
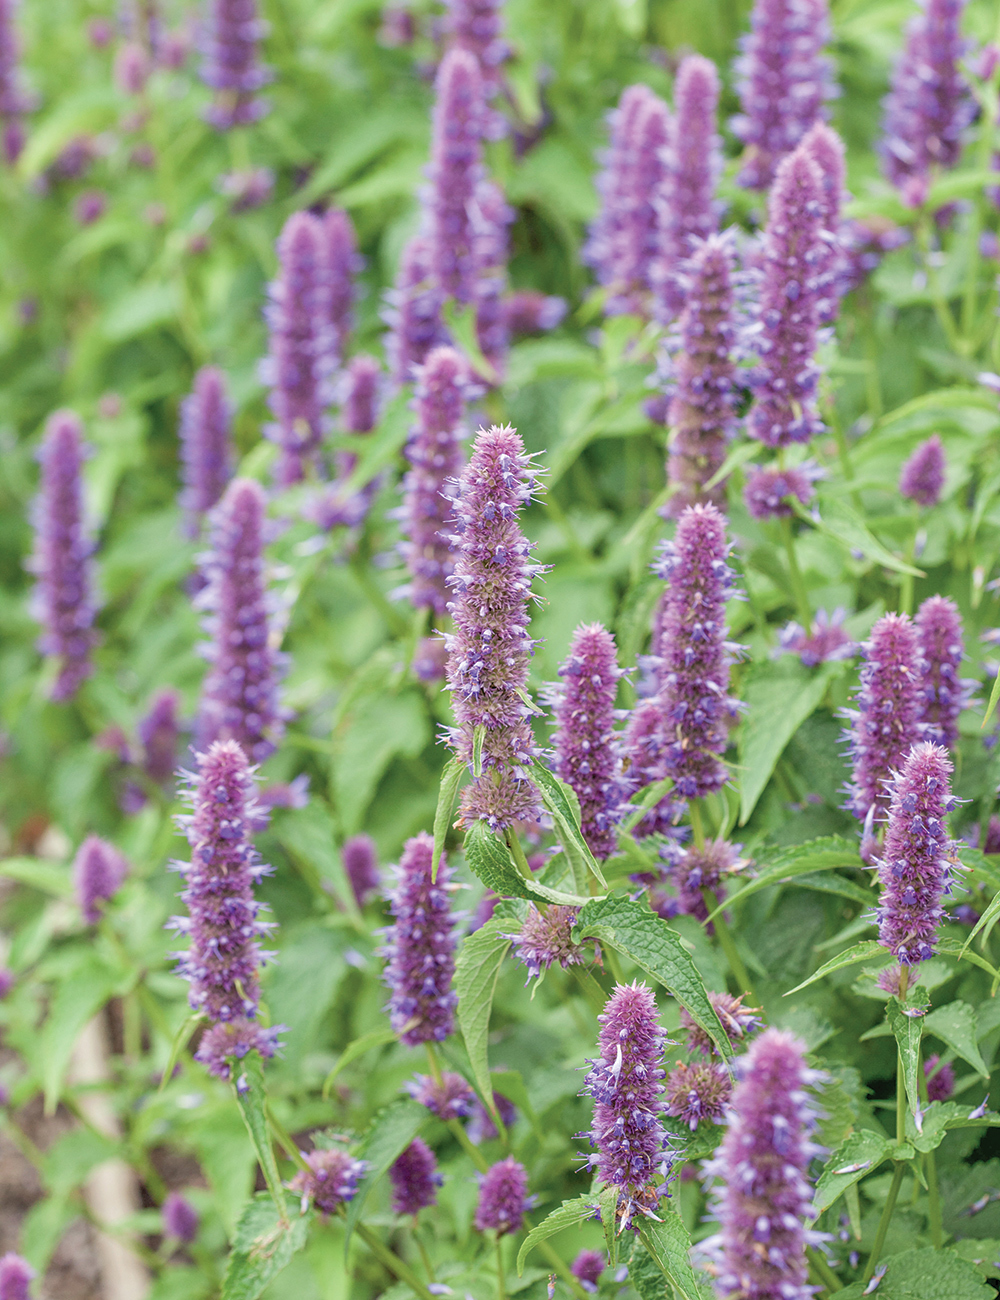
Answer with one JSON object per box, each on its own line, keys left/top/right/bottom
{"left": 468, "top": 1091, "right": 517, "bottom": 1143}
{"left": 197, "top": 478, "right": 285, "bottom": 765}
{"left": 510, "top": 904, "right": 596, "bottom": 982}
{"left": 550, "top": 623, "right": 626, "bottom": 861}
{"left": 880, "top": 0, "right": 973, "bottom": 198}
{"left": 444, "top": 424, "right": 544, "bottom": 831}
{"left": 290, "top": 1148, "right": 366, "bottom": 1215}
{"left": 0, "top": 0, "right": 30, "bottom": 165}
{"left": 179, "top": 367, "right": 233, "bottom": 534}
{"left": 981, "top": 815, "right": 1000, "bottom": 854}
{"left": 732, "top": 0, "right": 835, "bottom": 190}
{"left": 162, "top": 1191, "right": 199, "bottom": 1243}
{"left": 73, "top": 189, "right": 107, "bottom": 225}
{"left": 916, "top": 594, "right": 971, "bottom": 750}
{"left": 924, "top": 1053, "right": 955, "bottom": 1102}
{"left": 443, "top": 0, "right": 509, "bottom": 94}
{"left": 876, "top": 741, "right": 957, "bottom": 966}
{"left": 390, "top": 1138, "right": 442, "bottom": 1215}
{"left": 399, "top": 345, "right": 467, "bottom": 616}
{"left": 800, "top": 121, "right": 847, "bottom": 324}
{"left": 746, "top": 145, "right": 826, "bottom": 448}
{"left": 665, "top": 1060, "right": 730, "bottom": 1130}
{"left": 30, "top": 411, "right": 99, "bottom": 701}
{"left": 779, "top": 608, "right": 857, "bottom": 666}
{"left": 321, "top": 207, "right": 363, "bottom": 366}
{"left": 653, "top": 56, "right": 721, "bottom": 321}
{"left": 199, "top": 0, "right": 272, "bottom": 130}
{"left": 743, "top": 463, "right": 821, "bottom": 519}
{"left": 571, "top": 1250, "right": 605, "bottom": 1292}
{"left": 384, "top": 234, "right": 447, "bottom": 388}
{"left": 661, "top": 837, "right": 747, "bottom": 924}
{"left": 73, "top": 836, "right": 128, "bottom": 926}
{"left": 114, "top": 40, "right": 150, "bottom": 94}
{"left": 474, "top": 1157, "right": 531, "bottom": 1235}
{"left": 0, "top": 1255, "right": 34, "bottom": 1300}
{"left": 171, "top": 739, "right": 280, "bottom": 1078}
{"left": 710, "top": 1029, "right": 821, "bottom": 1300}
{"left": 342, "top": 833, "right": 379, "bottom": 908}
{"left": 899, "top": 434, "right": 946, "bottom": 506}
{"left": 472, "top": 179, "right": 513, "bottom": 382}
{"left": 682, "top": 991, "right": 763, "bottom": 1058}
{"left": 381, "top": 832, "right": 458, "bottom": 1045}
{"left": 582, "top": 982, "right": 670, "bottom": 1233}
{"left": 502, "top": 290, "right": 567, "bottom": 335}
{"left": 139, "top": 689, "right": 181, "bottom": 785}
{"left": 952, "top": 901, "right": 981, "bottom": 925}
{"left": 405, "top": 1070, "right": 475, "bottom": 1119}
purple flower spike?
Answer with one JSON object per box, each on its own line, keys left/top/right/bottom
{"left": 682, "top": 991, "right": 763, "bottom": 1058}
{"left": 899, "top": 434, "right": 946, "bottom": 506}
{"left": 73, "top": 836, "right": 128, "bottom": 926}
{"left": 654, "top": 503, "right": 740, "bottom": 800}
{"left": 30, "top": 410, "right": 98, "bottom": 701}
{"left": 342, "top": 833, "right": 380, "bottom": 908}
{"left": 198, "top": 478, "right": 285, "bottom": 765}
{"left": 321, "top": 207, "right": 363, "bottom": 366}
{"left": 0, "top": 0, "right": 30, "bottom": 165}
{"left": 381, "top": 832, "right": 458, "bottom": 1045}
{"left": 916, "top": 594, "right": 971, "bottom": 750}
{"left": 924, "top": 1054, "right": 955, "bottom": 1102}
{"left": 664, "top": 1061, "right": 730, "bottom": 1130}
{"left": 502, "top": 291, "right": 567, "bottom": 336}
{"left": 744, "top": 463, "right": 822, "bottom": 520}
{"left": 746, "top": 146, "right": 826, "bottom": 448}
{"left": 139, "top": 689, "right": 181, "bottom": 785}
{"left": 163, "top": 1191, "right": 199, "bottom": 1243}
{"left": 406, "top": 1070, "right": 475, "bottom": 1119}
{"left": 779, "top": 608, "right": 856, "bottom": 666}
{"left": 179, "top": 367, "right": 233, "bottom": 534}
{"left": 390, "top": 1138, "right": 443, "bottom": 1216}
{"left": 444, "top": 0, "right": 509, "bottom": 94}
{"left": 654, "top": 56, "right": 721, "bottom": 321}
{"left": 550, "top": 623, "right": 626, "bottom": 861}
{"left": 881, "top": 0, "right": 973, "bottom": 201}
{"left": 384, "top": 235, "right": 447, "bottom": 388}
{"left": 732, "top": 0, "right": 835, "bottom": 190}
{"left": 342, "top": 353, "right": 380, "bottom": 437}
{"left": 199, "top": 0, "right": 272, "bottom": 130}
{"left": 472, "top": 179, "right": 514, "bottom": 382}
{"left": 171, "top": 740, "right": 280, "bottom": 1079}
{"left": 468, "top": 1091, "right": 517, "bottom": 1143}
{"left": 444, "top": 424, "right": 545, "bottom": 831}
{"left": 428, "top": 49, "right": 488, "bottom": 306}
{"left": 876, "top": 741, "right": 957, "bottom": 965}
{"left": 582, "top": 982, "right": 671, "bottom": 1233}
{"left": 571, "top": 1251, "right": 605, "bottom": 1292}
{"left": 262, "top": 212, "right": 336, "bottom": 486}
{"left": 800, "top": 121, "right": 847, "bottom": 324}
{"left": 0, "top": 1254, "right": 34, "bottom": 1300}
{"left": 399, "top": 345, "right": 467, "bottom": 616}
{"left": 844, "top": 612, "right": 923, "bottom": 830}
{"left": 510, "top": 904, "right": 597, "bottom": 983}
{"left": 659, "top": 838, "right": 747, "bottom": 926}
{"left": 290, "top": 1148, "right": 366, "bottom": 1215}
{"left": 710, "top": 1029, "right": 821, "bottom": 1300}
{"left": 474, "top": 1157, "right": 531, "bottom": 1235}
{"left": 664, "top": 233, "right": 741, "bottom": 515}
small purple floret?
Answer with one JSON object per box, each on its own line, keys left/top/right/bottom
{"left": 744, "top": 463, "right": 821, "bottom": 520}
{"left": 682, "top": 992, "right": 763, "bottom": 1058}
{"left": 162, "top": 1191, "right": 199, "bottom": 1243}
{"left": 779, "top": 609, "right": 856, "bottom": 666}
{"left": 0, "top": 1254, "right": 34, "bottom": 1300}
{"left": 199, "top": 0, "right": 272, "bottom": 130}
{"left": 510, "top": 904, "right": 596, "bottom": 983}
{"left": 342, "top": 834, "right": 380, "bottom": 908}
{"left": 290, "top": 1148, "right": 366, "bottom": 1215}
{"left": 468, "top": 1091, "right": 517, "bottom": 1143}
{"left": 405, "top": 1071, "right": 475, "bottom": 1120}
{"left": 664, "top": 1061, "right": 730, "bottom": 1130}
{"left": 73, "top": 836, "right": 128, "bottom": 926}
{"left": 924, "top": 1054, "right": 955, "bottom": 1102}
{"left": 384, "top": 235, "right": 447, "bottom": 388}
{"left": 571, "top": 1250, "right": 605, "bottom": 1292}
{"left": 916, "top": 594, "right": 971, "bottom": 750}
{"left": 899, "top": 434, "right": 946, "bottom": 506}
{"left": 321, "top": 207, "right": 363, "bottom": 366}
{"left": 139, "top": 689, "right": 181, "bottom": 785}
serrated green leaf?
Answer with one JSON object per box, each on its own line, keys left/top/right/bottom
{"left": 344, "top": 1099, "right": 426, "bottom": 1250}
{"left": 321, "top": 1026, "right": 397, "bottom": 1098}
{"left": 598, "top": 1184, "right": 619, "bottom": 1268}
{"left": 455, "top": 919, "right": 512, "bottom": 1114}
{"left": 837, "top": 1246, "right": 993, "bottom": 1299}
{"left": 232, "top": 1053, "right": 287, "bottom": 1220}
{"left": 433, "top": 756, "right": 466, "bottom": 882}
{"left": 804, "top": 495, "right": 924, "bottom": 577}
{"left": 887, "top": 998, "right": 923, "bottom": 1120}
{"left": 708, "top": 837, "right": 863, "bottom": 922}
{"left": 813, "top": 1130, "right": 892, "bottom": 1213}
{"left": 784, "top": 940, "right": 891, "bottom": 996}
{"left": 636, "top": 1204, "right": 712, "bottom": 1300}
{"left": 532, "top": 764, "right": 607, "bottom": 892}
{"left": 221, "top": 1193, "right": 310, "bottom": 1300}
{"left": 517, "top": 1195, "right": 596, "bottom": 1274}
{"left": 464, "top": 820, "right": 590, "bottom": 907}
{"left": 923, "top": 1001, "right": 989, "bottom": 1078}
{"left": 629, "top": 1242, "right": 668, "bottom": 1300}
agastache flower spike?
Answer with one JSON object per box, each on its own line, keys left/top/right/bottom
{"left": 139, "top": 689, "right": 180, "bottom": 785}
{"left": 582, "top": 981, "right": 671, "bottom": 1233}
{"left": 664, "top": 1060, "right": 730, "bottom": 1130}
{"left": 342, "top": 833, "right": 380, "bottom": 908}
{"left": 746, "top": 145, "right": 826, "bottom": 448}
{"left": 0, "top": 0, "right": 30, "bottom": 165}
{"left": 444, "top": 0, "right": 509, "bottom": 95}
{"left": 732, "top": 0, "right": 836, "bottom": 190}
{"left": 197, "top": 478, "right": 285, "bottom": 765}
{"left": 800, "top": 121, "right": 847, "bottom": 324}
{"left": 571, "top": 1251, "right": 605, "bottom": 1293}
{"left": 779, "top": 608, "right": 856, "bottom": 666}
{"left": 390, "top": 1138, "right": 443, "bottom": 1216}
{"left": 876, "top": 741, "right": 957, "bottom": 965}
{"left": 916, "top": 595, "right": 971, "bottom": 750}
{"left": 743, "top": 463, "right": 821, "bottom": 519}
{"left": 0, "top": 1255, "right": 34, "bottom": 1300}
{"left": 682, "top": 991, "right": 763, "bottom": 1058}
{"left": 445, "top": 424, "right": 545, "bottom": 830}
{"left": 899, "top": 434, "right": 946, "bottom": 506}
{"left": 30, "top": 410, "right": 98, "bottom": 701}
{"left": 313, "top": 354, "right": 383, "bottom": 531}
{"left": 73, "top": 835, "right": 129, "bottom": 925}
{"left": 383, "top": 234, "right": 447, "bottom": 388}
{"left": 661, "top": 838, "right": 747, "bottom": 924}
{"left": 472, "top": 179, "right": 513, "bottom": 382}
{"left": 162, "top": 1192, "right": 199, "bottom": 1244}
{"left": 380, "top": 832, "right": 459, "bottom": 1045}
{"left": 321, "top": 207, "right": 363, "bottom": 366}
{"left": 510, "top": 904, "right": 598, "bottom": 983}
{"left": 405, "top": 1070, "right": 474, "bottom": 1119}
{"left": 199, "top": 0, "right": 272, "bottom": 130}
{"left": 474, "top": 1157, "right": 531, "bottom": 1235}
{"left": 179, "top": 366, "right": 232, "bottom": 534}
{"left": 290, "top": 1148, "right": 366, "bottom": 1215}
{"left": 924, "top": 1054, "right": 955, "bottom": 1102}
{"left": 171, "top": 740, "right": 280, "bottom": 1079}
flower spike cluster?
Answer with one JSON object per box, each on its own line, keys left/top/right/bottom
{"left": 779, "top": 608, "right": 856, "bottom": 666}
{"left": 179, "top": 366, "right": 233, "bottom": 534}
{"left": 73, "top": 835, "right": 129, "bottom": 925}
{"left": 471, "top": 179, "right": 513, "bottom": 381}
{"left": 916, "top": 594, "right": 971, "bottom": 750}
{"left": 322, "top": 207, "right": 363, "bottom": 365}
{"left": 291, "top": 1148, "right": 366, "bottom": 1215}
{"left": 900, "top": 433, "right": 946, "bottom": 506}
{"left": 390, "top": 1138, "right": 442, "bottom": 1216}
{"left": 444, "top": 0, "right": 509, "bottom": 94}
{"left": 0, "top": 0, "right": 30, "bottom": 164}
{"left": 510, "top": 904, "right": 598, "bottom": 983}
{"left": 0, "top": 1255, "right": 34, "bottom": 1300}
{"left": 383, "top": 235, "right": 447, "bottom": 388}
{"left": 199, "top": 0, "right": 272, "bottom": 130}
{"left": 139, "top": 689, "right": 180, "bottom": 785}
{"left": 744, "top": 463, "right": 821, "bottom": 519}
{"left": 474, "top": 1157, "right": 531, "bottom": 1235}
{"left": 342, "top": 833, "right": 380, "bottom": 908}
{"left": 801, "top": 121, "right": 848, "bottom": 324}
{"left": 444, "top": 424, "right": 545, "bottom": 830}
{"left": 664, "top": 1060, "right": 730, "bottom": 1130}
{"left": 682, "top": 991, "right": 763, "bottom": 1058}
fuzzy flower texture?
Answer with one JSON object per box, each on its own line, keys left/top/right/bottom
{"left": 73, "top": 835, "right": 128, "bottom": 925}
{"left": 474, "top": 1157, "right": 531, "bottom": 1235}
{"left": 291, "top": 1147, "right": 367, "bottom": 1216}
{"left": 179, "top": 367, "right": 232, "bottom": 533}
{"left": 390, "top": 1138, "right": 442, "bottom": 1216}
{"left": 199, "top": 0, "right": 272, "bottom": 130}
{"left": 510, "top": 904, "right": 597, "bottom": 983}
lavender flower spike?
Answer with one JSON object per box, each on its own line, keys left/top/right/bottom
{"left": 179, "top": 367, "right": 233, "bottom": 534}
{"left": 582, "top": 981, "right": 671, "bottom": 1233}
{"left": 550, "top": 623, "right": 626, "bottom": 860}
{"left": 321, "top": 207, "right": 363, "bottom": 365}
{"left": 139, "top": 689, "right": 181, "bottom": 785}
{"left": 199, "top": 0, "right": 272, "bottom": 130}
{"left": 290, "top": 1148, "right": 366, "bottom": 1215}
{"left": 801, "top": 121, "right": 847, "bottom": 324}
{"left": 899, "top": 433, "right": 946, "bottom": 506}
{"left": 876, "top": 741, "right": 957, "bottom": 965}
{"left": 779, "top": 608, "right": 857, "bottom": 666}
{"left": 471, "top": 179, "right": 514, "bottom": 382}
{"left": 474, "top": 1157, "right": 531, "bottom": 1235}
{"left": 162, "top": 1192, "right": 199, "bottom": 1243}
{"left": 73, "top": 836, "right": 128, "bottom": 925}
{"left": 744, "top": 463, "right": 821, "bottom": 520}
{"left": 654, "top": 503, "right": 741, "bottom": 800}
{"left": 510, "top": 904, "right": 598, "bottom": 983}
{"left": 342, "top": 833, "right": 380, "bottom": 908}
{"left": 313, "top": 354, "right": 383, "bottom": 530}
{"left": 30, "top": 411, "right": 98, "bottom": 701}
{"left": 710, "top": 1029, "right": 822, "bottom": 1300}
{"left": 172, "top": 739, "right": 280, "bottom": 1078}
{"left": 746, "top": 145, "right": 826, "bottom": 448}
{"left": 916, "top": 594, "right": 971, "bottom": 750}
{"left": 664, "top": 1060, "right": 730, "bottom": 1130}
{"left": 390, "top": 1138, "right": 443, "bottom": 1216}
{"left": 381, "top": 832, "right": 458, "bottom": 1045}
{"left": 571, "top": 1251, "right": 605, "bottom": 1293}
{"left": 383, "top": 235, "right": 446, "bottom": 388}
{"left": 654, "top": 56, "right": 721, "bottom": 322}
{"left": 732, "top": 0, "right": 836, "bottom": 190}
{"left": 445, "top": 424, "right": 545, "bottom": 830}
{"left": 0, "top": 0, "right": 30, "bottom": 165}
{"left": 197, "top": 478, "right": 285, "bottom": 765}
{"left": 0, "top": 1254, "right": 34, "bottom": 1300}
{"left": 444, "top": 0, "right": 509, "bottom": 94}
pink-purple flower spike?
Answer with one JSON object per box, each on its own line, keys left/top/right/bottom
{"left": 800, "top": 121, "right": 848, "bottom": 324}
{"left": 744, "top": 464, "right": 821, "bottom": 520}
{"left": 163, "top": 1192, "right": 199, "bottom": 1243}
{"left": 443, "top": 0, "right": 509, "bottom": 94}
{"left": 321, "top": 207, "right": 363, "bottom": 365}
{"left": 342, "top": 833, "right": 380, "bottom": 908}
{"left": 899, "top": 434, "right": 946, "bottom": 506}
{"left": 390, "top": 1138, "right": 442, "bottom": 1216}
{"left": 139, "top": 689, "right": 181, "bottom": 785}
{"left": 0, "top": 0, "right": 30, "bottom": 165}
{"left": 0, "top": 1254, "right": 34, "bottom": 1300}
{"left": 384, "top": 234, "right": 447, "bottom": 388}
{"left": 73, "top": 835, "right": 129, "bottom": 925}
{"left": 473, "top": 1157, "right": 531, "bottom": 1235}
{"left": 199, "top": 0, "right": 272, "bottom": 130}
{"left": 916, "top": 594, "right": 970, "bottom": 750}
{"left": 291, "top": 1148, "right": 366, "bottom": 1215}
{"left": 179, "top": 366, "right": 232, "bottom": 534}
{"left": 471, "top": 179, "right": 513, "bottom": 381}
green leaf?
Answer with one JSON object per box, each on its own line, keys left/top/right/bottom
{"left": 629, "top": 1242, "right": 669, "bottom": 1300}
{"left": 157, "top": 1014, "right": 203, "bottom": 1094}
{"left": 221, "top": 1193, "right": 310, "bottom": 1300}
{"left": 959, "top": 887, "right": 1000, "bottom": 955}
{"left": 464, "top": 820, "right": 590, "bottom": 907}
{"left": 517, "top": 1196, "right": 596, "bottom": 1274}
{"left": 442, "top": 300, "right": 499, "bottom": 384}
{"left": 344, "top": 1099, "right": 426, "bottom": 1249}
{"left": 952, "top": 1239, "right": 1000, "bottom": 1280}
{"left": 531, "top": 764, "right": 607, "bottom": 892}
{"left": 704, "top": 440, "right": 760, "bottom": 491}
{"left": 707, "top": 836, "right": 864, "bottom": 920}
{"left": 472, "top": 725, "right": 485, "bottom": 778}
{"left": 887, "top": 998, "right": 923, "bottom": 1119}
{"left": 804, "top": 495, "right": 924, "bottom": 577}
{"left": 333, "top": 692, "right": 430, "bottom": 836}
{"left": 340, "top": 390, "right": 412, "bottom": 495}
{"left": 935, "top": 936, "right": 1000, "bottom": 983}
{"left": 813, "top": 1130, "right": 893, "bottom": 1214}
{"left": 41, "top": 952, "right": 129, "bottom": 1113}
{"left": 923, "top": 1001, "right": 989, "bottom": 1078}
{"left": 636, "top": 1205, "right": 713, "bottom": 1300}
{"left": 620, "top": 779, "right": 675, "bottom": 833}
{"left": 784, "top": 940, "right": 892, "bottom": 996}
{"left": 836, "top": 1247, "right": 994, "bottom": 1299}
{"left": 455, "top": 919, "right": 512, "bottom": 1111}
{"left": 322, "top": 1026, "right": 397, "bottom": 1098}
{"left": 597, "top": 1184, "right": 619, "bottom": 1268}
{"left": 0, "top": 856, "right": 72, "bottom": 896}
{"left": 572, "top": 895, "right": 732, "bottom": 1060}
{"left": 432, "top": 756, "right": 466, "bottom": 882}
{"left": 983, "top": 669, "right": 1000, "bottom": 731}
{"left": 232, "top": 1053, "right": 287, "bottom": 1220}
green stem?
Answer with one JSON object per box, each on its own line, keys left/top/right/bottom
{"left": 689, "top": 799, "right": 706, "bottom": 850}
{"left": 413, "top": 1226, "right": 436, "bottom": 1281}
{"left": 862, "top": 1162, "right": 905, "bottom": 1285}
{"left": 926, "top": 1148, "right": 944, "bottom": 1248}
{"left": 356, "top": 1222, "right": 436, "bottom": 1300}
{"left": 780, "top": 516, "right": 812, "bottom": 626}
{"left": 505, "top": 829, "right": 534, "bottom": 880}
{"left": 807, "top": 1245, "right": 842, "bottom": 1293}
{"left": 915, "top": 215, "right": 962, "bottom": 352}
{"left": 574, "top": 968, "right": 610, "bottom": 1016}
{"left": 449, "top": 1116, "right": 490, "bottom": 1171}
{"left": 705, "top": 893, "right": 759, "bottom": 1005}
{"left": 495, "top": 1236, "right": 507, "bottom": 1300}
{"left": 898, "top": 506, "right": 919, "bottom": 616}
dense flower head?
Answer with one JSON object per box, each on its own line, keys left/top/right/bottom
{"left": 197, "top": 479, "right": 284, "bottom": 764}
{"left": 743, "top": 463, "right": 821, "bottom": 520}
{"left": 342, "top": 833, "right": 380, "bottom": 908}
{"left": 342, "top": 354, "right": 380, "bottom": 437}
{"left": 313, "top": 354, "right": 383, "bottom": 530}
{"left": 162, "top": 1191, "right": 199, "bottom": 1243}
{"left": 405, "top": 1070, "right": 475, "bottom": 1120}
{"left": 654, "top": 57, "right": 721, "bottom": 321}
{"left": 746, "top": 146, "right": 826, "bottom": 448}
{"left": 844, "top": 612, "right": 923, "bottom": 829}
{"left": 571, "top": 1250, "right": 606, "bottom": 1292}
{"left": 510, "top": 904, "right": 598, "bottom": 982}
{"left": 444, "top": 0, "right": 509, "bottom": 93}
{"left": 709, "top": 1029, "right": 821, "bottom": 1300}
{"left": 916, "top": 594, "right": 971, "bottom": 750}
{"left": 880, "top": 0, "right": 973, "bottom": 199}
{"left": 139, "top": 689, "right": 181, "bottom": 785}
{"left": 682, "top": 992, "right": 763, "bottom": 1058}
{"left": 30, "top": 410, "right": 98, "bottom": 701}
{"left": 732, "top": 0, "right": 835, "bottom": 190}
{"left": 654, "top": 503, "right": 741, "bottom": 799}
{"left": 73, "top": 835, "right": 128, "bottom": 926}
{"left": 473, "top": 1157, "right": 531, "bottom": 1235}
{"left": 199, "top": 0, "right": 272, "bottom": 130}
{"left": 550, "top": 623, "right": 626, "bottom": 860}
{"left": 661, "top": 837, "right": 747, "bottom": 924}
{"left": 390, "top": 1138, "right": 442, "bottom": 1216}
{"left": 381, "top": 832, "right": 458, "bottom": 1045}
{"left": 899, "top": 433, "right": 946, "bottom": 506}
{"left": 582, "top": 982, "right": 671, "bottom": 1233}
{"left": 0, "top": 1255, "right": 34, "bottom": 1300}
{"left": 322, "top": 207, "right": 363, "bottom": 365}
{"left": 291, "top": 1147, "right": 367, "bottom": 1216}
{"left": 472, "top": 179, "right": 513, "bottom": 381}
{"left": 502, "top": 290, "right": 567, "bottom": 335}
{"left": 179, "top": 366, "right": 233, "bottom": 533}
{"left": 444, "top": 424, "right": 544, "bottom": 830}
{"left": 0, "top": 0, "right": 30, "bottom": 165}
{"left": 800, "top": 121, "right": 847, "bottom": 324}
{"left": 664, "top": 1060, "right": 730, "bottom": 1130}
{"left": 171, "top": 740, "right": 279, "bottom": 1078}
{"left": 73, "top": 189, "right": 106, "bottom": 225}
{"left": 779, "top": 608, "right": 857, "bottom": 666}
{"left": 924, "top": 1054, "right": 955, "bottom": 1102}
{"left": 468, "top": 1091, "right": 517, "bottom": 1143}
{"left": 384, "top": 234, "right": 447, "bottom": 388}
{"left": 876, "top": 741, "right": 957, "bottom": 965}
